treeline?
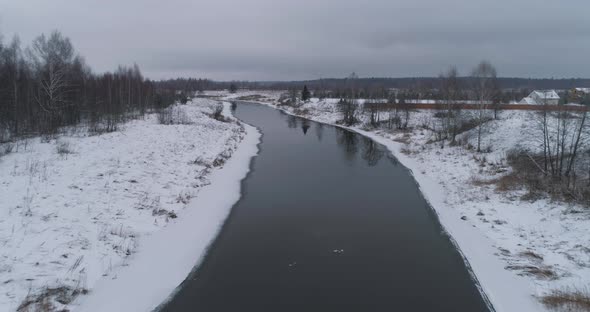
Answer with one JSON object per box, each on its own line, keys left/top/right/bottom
{"left": 253, "top": 77, "right": 590, "bottom": 92}
{"left": 164, "top": 76, "right": 590, "bottom": 104}
{"left": 155, "top": 78, "right": 215, "bottom": 94}
{"left": 0, "top": 30, "right": 177, "bottom": 142}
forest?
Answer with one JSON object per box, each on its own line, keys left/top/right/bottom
{"left": 0, "top": 30, "right": 177, "bottom": 144}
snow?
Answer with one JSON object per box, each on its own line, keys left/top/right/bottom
{"left": 0, "top": 98, "right": 259, "bottom": 311}
{"left": 74, "top": 120, "right": 260, "bottom": 312}
{"left": 216, "top": 90, "right": 590, "bottom": 312}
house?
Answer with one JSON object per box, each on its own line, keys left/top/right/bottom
{"left": 519, "top": 90, "right": 560, "bottom": 105}
{"left": 518, "top": 97, "right": 537, "bottom": 105}
{"left": 570, "top": 88, "right": 590, "bottom": 103}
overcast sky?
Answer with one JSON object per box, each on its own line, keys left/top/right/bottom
{"left": 1, "top": 0, "right": 589, "bottom": 80}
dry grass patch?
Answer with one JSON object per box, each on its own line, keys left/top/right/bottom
{"left": 17, "top": 286, "right": 88, "bottom": 312}
{"left": 292, "top": 108, "right": 310, "bottom": 116}
{"left": 519, "top": 250, "right": 544, "bottom": 262}
{"left": 541, "top": 287, "right": 590, "bottom": 311}
{"left": 470, "top": 176, "right": 499, "bottom": 187}
{"left": 505, "top": 264, "right": 558, "bottom": 280}
{"left": 393, "top": 133, "right": 412, "bottom": 144}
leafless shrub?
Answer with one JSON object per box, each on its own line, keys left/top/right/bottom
{"left": 470, "top": 176, "right": 498, "bottom": 187}
{"left": 505, "top": 264, "right": 558, "bottom": 280}
{"left": 212, "top": 155, "right": 227, "bottom": 167}
{"left": 192, "top": 156, "right": 211, "bottom": 168}
{"left": 541, "top": 287, "right": 590, "bottom": 311}
{"left": 456, "top": 117, "right": 492, "bottom": 136}
{"left": 17, "top": 285, "right": 88, "bottom": 312}
{"left": 157, "top": 108, "right": 173, "bottom": 124}
{"left": 88, "top": 114, "right": 121, "bottom": 135}
{"left": 499, "top": 149, "right": 590, "bottom": 206}
{"left": 135, "top": 192, "right": 160, "bottom": 211}
{"left": 158, "top": 106, "right": 192, "bottom": 125}
{"left": 292, "top": 108, "right": 310, "bottom": 116}
{"left": 337, "top": 98, "right": 359, "bottom": 126}
{"left": 495, "top": 173, "right": 522, "bottom": 192}
{"left": 0, "top": 142, "right": 14, "bottom": 157}
{"left": 211, "top": 104, "right": 225, "bottom": 121}
{"left": 400, "top": 145, "right": 414, "bottom": 155}
{"left": 520, "top": 251, "right": 544, "bottom": 261}
{"left": 393, "top": 133, "right": 412, "bottom": 144}
{"left": 176, "top": 191, "right": 191, "bottom": 205}
{"left": 56, "top": 140, "right": 73, "bottom": 155}
{"left": 152, "top": 205, "right": 177, "bottom": 219}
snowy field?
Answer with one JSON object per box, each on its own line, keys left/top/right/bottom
{"left": 216, "top": 90, "right": 590, "bottom": 312}
{"left": 0, "top": 98, "right": 256, "bottom": 311}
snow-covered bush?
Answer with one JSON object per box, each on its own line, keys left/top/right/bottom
{"left": 211, "top": 104, "right": 225, "bottom": 121}
{"left": 56, "top": 140, "right": 73, "bottom": 156}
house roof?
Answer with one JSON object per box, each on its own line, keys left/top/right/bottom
{"left": 575, "top": 88, "right": 590, "bottom": 94}
{"left": 519, "top": 97, "right": 537, "bottom": 105}
{"left": 530, "top": 90, "right": 560, "bottom": 100}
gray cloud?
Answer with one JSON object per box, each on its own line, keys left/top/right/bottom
{"left": 1, "top": 0, "right": 589, "bottom": 80}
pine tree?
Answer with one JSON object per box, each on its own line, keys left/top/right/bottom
{"left": 301, "top": 85, "right": 311, "bottom": 102}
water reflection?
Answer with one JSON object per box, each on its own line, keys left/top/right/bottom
{"left": 287, "top": 115, "right": 298, "bottom": 129}
{"left": 301, "top": 120, "right": 310, "bottom": 135}
{"left": 315, "top": 123, "right": 324, "bottom": 141}
{"left": 335, "top": 127, "right": 359, "bottom": 162}
{"left": 361, "top": 137, "right": 385, "bottom": 167}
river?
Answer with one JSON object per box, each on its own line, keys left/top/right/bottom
{"left": 158, "top": 102, "right": 490, "bottom": 311}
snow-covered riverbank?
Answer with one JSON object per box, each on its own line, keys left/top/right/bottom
{"left": 215, "top": 90, "right": 590, "bottom": 312}
{"left": 0, "top": 98, "right": 260, "bottom": 311}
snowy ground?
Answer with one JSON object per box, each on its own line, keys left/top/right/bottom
{"left": 0, "top": 98, "right": 257, "bottom": 311}
{"left": 215, "top": 90, "right": 590, "bottom": 312}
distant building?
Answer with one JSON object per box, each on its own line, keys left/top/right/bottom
{"left": 570, "top": 88, "right": 590, "bottom": 103}
{"left": 518, "top": 97, "right": 537, "bottom": 105}
{"left": 519, "top": 90, "right": 560, "bottom": 105}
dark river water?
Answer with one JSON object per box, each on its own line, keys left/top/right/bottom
{"left": 158, "top": 102, "right": 490, "bottom": 312}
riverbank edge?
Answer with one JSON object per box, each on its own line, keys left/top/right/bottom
{"left": 247, "top": 100, "right": 543, "bottom": 312}
{"left": 72, "top": 103, "right": 262, "bottom": 312}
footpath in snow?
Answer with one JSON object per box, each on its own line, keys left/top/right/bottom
{"left": 0, "top": 98, "right": 260, "bottom": 311}
{"left": 215, "top": 90, "right": 590, "bottom": 312}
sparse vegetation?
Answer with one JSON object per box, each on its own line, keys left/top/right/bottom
{"left": 0, "top": 142, "right": 14, "bottom": 157}
{"left": 338, "top": 98, "right": 359, "bottom": 126}
{"left": 211, "top": 104, "right": 225, "bottom": 121}
{"left": 56, "top": 140, "right": 73, "bottom": 156}
{"left": 158, "top": 106, "right": 192, "bottom": 125}
{"left": 497, "top": 149, "right": 590, "bottom": 206}
{"left": 541, "top": 287, "right": 590, "bottom": 311}
{"left": 17, "top": 286, "right": 88, "bottom": 312}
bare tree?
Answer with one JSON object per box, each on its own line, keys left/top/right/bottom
{"left": 338, "top": 98, "right": 358, "bottom": 126}
{"left": 440, "top": 66, "right": 462, "bottom": 145}
{"left": 27, "top": 31, "right": 76, "bottom": 132}
{"left": 1, "top": 36, "right": 22, "bottom": 136}
{"left": 471, "top": 61, "right": 497, "bottom": 152}
{"left": 364, "top": 99, "right": 382, "bottom": 128}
